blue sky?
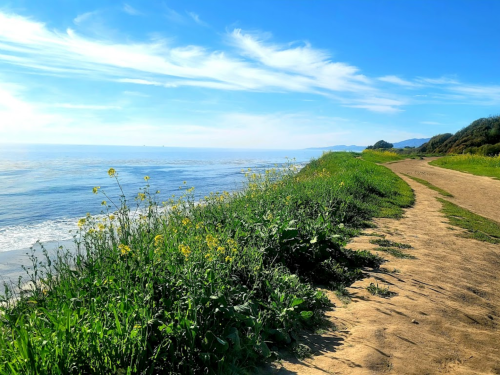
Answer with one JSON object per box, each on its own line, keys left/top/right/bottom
{"left": 0, "top": 0, "right": 499, "bottom": 148}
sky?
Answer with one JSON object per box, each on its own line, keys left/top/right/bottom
{"left": 0, "top": 0, "right": 499, "bottom": 149}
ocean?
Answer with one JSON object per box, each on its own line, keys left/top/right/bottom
{"left": 0, "top": 144, "right": 324, "bottom": 281}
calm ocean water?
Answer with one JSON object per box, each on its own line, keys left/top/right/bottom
{"left": 0, "top": 144, "right": 324, "bottom": 254}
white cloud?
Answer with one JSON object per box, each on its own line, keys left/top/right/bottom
{"left": 416, "top": 76, "right": 459, "bottom": 85}
{"left": 51, "top": 103, "right": 122, "bottom": 110}
{"left": 0, "top": 11, "right": 405, "bottom": 113}
{"left": 73, "top": 11, "right": 99, "bottom": 25}
{"left": 123, "top": 4, "right": 142, "bottom": 16}
{"left": 187, "top": 12, "right": 207, "bottom": 26}
{"left": 421, "top": 121, "right": 441, "bottom": 125}
{"left": 378, "top": 75, "right": 420, "bottom": 87}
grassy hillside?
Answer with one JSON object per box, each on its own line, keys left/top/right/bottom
{"left": 430, "top": 154, "right": 500, "bottom": 179}
{"left": 419, "top": 116, "right": 500, "bottom": 155}
{"left": 0, "top": 152, "right": 413, "bottom": 375}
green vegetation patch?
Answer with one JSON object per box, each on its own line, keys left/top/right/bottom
{"left": 374, "top": 247, "right": 416, "bottom": 259}
{"left": 430, "top": 155, "right": 500, "bottom": 180}
{"left": 402, "top": 173, "right": 454, "bottom": 197}
{"left": 360, "top": 149, "right": 407, "bottom": 164}
{"left": 369, "top": 238, "right": 412, "bottom": 249}
{"left": 438, "top": 198, "right": 500, "bottom": 243}
{"left": 366, "top": 283, "right": 395, "bottom": 298}
{"left": 0, "top": 152, "right": 414, "bottom": 374}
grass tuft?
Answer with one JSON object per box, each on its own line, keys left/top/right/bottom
{"left": 438, "top": 198, "right": 500, "bottom": 243}
{"left": 402, "top": 174, "right": 454, "bottom": 197}
{"left": 366, "top": 283, "right": 395, "bottom": 298}
{"left": 369, "top": 238, "right": 412, "bottom": 249}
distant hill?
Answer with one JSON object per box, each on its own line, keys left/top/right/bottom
{"left": 307, "top": 145, "right": 366, "bottom": 152}
{"left": 392, "top": 138, "right": 431, "bottom": 148}
{"left": 419, "top": 116, "right": 500, "bottom": 155}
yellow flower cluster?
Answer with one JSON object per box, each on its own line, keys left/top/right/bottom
{"left": 182, "top": 218, "right": 191, "bottom": 226}
{"left": 92, "top": 186, "right": 100, "bottom": 194}
{"left": 137, "top": 193, "right": 146, "bottom": 201}
{"left": 119, "top": 244, "right": 131, "bottom": 256}
{"left": 206, "top": 234, "right": 218, "bottom": 250}
{"left": 179, "top": 244, "right": 191, "bottom": 258}
{"left": 108, "top": 168, "right": 116, "bottom": 177}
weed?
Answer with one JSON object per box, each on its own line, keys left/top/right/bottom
{"left": 375, "top": 247, "right": 416, "bottom": 259}
{"left": 369, "top": 238, "right": 412, "bottom": 249}
{"left": 366, "top": 283, "right": 395, "bottom": 298}
{"left": 335, "top": 285, "right": 351, "bottom": 305}
{"left": 361, "top": 150, "right": 406, "bottom": 164}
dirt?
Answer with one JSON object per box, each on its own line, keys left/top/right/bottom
{"left": 264, "top": 158, "right": 500, "bottom": 375}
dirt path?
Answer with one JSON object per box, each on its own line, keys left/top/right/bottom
{"left": 266, "top": 158, "right": 500, "bottom": 375}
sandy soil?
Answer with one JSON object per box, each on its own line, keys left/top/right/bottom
{"left": 264, "top": 158, "right": 500, "bottom": 375}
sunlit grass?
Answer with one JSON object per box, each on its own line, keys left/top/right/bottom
{"left": 361, "top": 149, "right": 407, "bottom": 164}
{"left": 430, "top": 154, "right": 500, "bottom": 179}
{"left": 0, "top": 152, "right": 414, "bottom": 374}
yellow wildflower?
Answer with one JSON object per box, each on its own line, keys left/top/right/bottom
{"left": 144, "top": 176, "right": 150, "bottom": 181}
{"left": 101, "top": 200, "right": 107, "bottom": 206}
{"left": 133, "top": 325, "right": 142, "bottom": 329}
{"left": 206, "top": 234, "right": 218, "bottom": 249}
{"left": 217, "top": 246, "right": 225, "bottom": 253}
{"left": 154, "top": 234, "right": 163, "bottom": 246}
{"left": 109, "top": 214, "right": 115, "bottom": 221}
{"left": 182, "top": 218, "right": 191, "bottom": 226}
{"left": 119, "top": 244, "right": 131, "bottom": 256}
{"left": 92, "top": 186, "right": 100, "bottom": 194}
{"left": 108, "top": 168, "right": 116, "bottom": 177}
{"left": 78, "top": 218, "right": 86, "bottom": 227}
{"left": 225, "top": 256, "right": 232, "bottom": 262}
{"left": 137, "top": 193, "right": 146, "bottom": 201}
{"left": 98, "top": 223, "right": 105, "bottom": 231}
{"left": 179, "top": 244, "right": 191, "bottom": 258}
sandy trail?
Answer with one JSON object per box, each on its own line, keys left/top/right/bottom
{"left": 266, "top": 158, "right": 500, "bottom": 375}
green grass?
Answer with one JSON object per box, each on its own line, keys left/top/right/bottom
{"left": 360, "top": 149, "right": 407, "bottom": 164}
{"left": 438, "top": 198, "right": 500, "bottom": 244}
{"left": 0, "top": 152, "right": 414, "bottom": 374}
{"left": 402, "top": 174, "right": 454, "bottom": 197}
{"left": 430, "top": 154, "right": 500, "bottom": 179}
{"left": 369, "top": 238, "right": 412, "bottom": 249}
{"left": 366, "top": 283, "right": 395, "bottom": 298}
{"left": 373, "top": 247, "right": 416, "bottom": 259}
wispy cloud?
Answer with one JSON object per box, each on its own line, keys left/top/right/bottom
{"left": 378, "top": 75, "right": 420, "bottom": 87}
{"left": 73, "top": 11, "right": 99, "bottom": 25}
{"left": 0, "top": 11, "right": 406, "bottom": 113}
{"left": 123, "top": 4, "right": 142, "bottom": 16}
{"left": 187, "top": 12, "right": 208, "bottom": 26}
{"left": 421, "top": 121, "right": 441, "bottom": 125}
{"left": 51, "top": 103, "right": 122, "bottom": 110}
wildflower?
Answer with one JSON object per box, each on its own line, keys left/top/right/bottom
{"left": 78, "top": 218, "right": 86, "bottom": 227}
{"left": 109, "top": 214, "right": 115, "bottom": 221}
{"left": 156, "top": 190, "right": 160, "bottom": 194}
{"left": 98, "top": 223, "right": 105, "bottom": 231}
{"left": 154, "top": 234, "right": 163, "bottom": 246}
{"left": 133, "top": 325, "right": 142, "bottom": 329}
{"left": 225, "top": 256, "right": 233, "bottom": 262}
{"left": 340, "top": 181, "right": 345, "bottom": 187}
{"left": 101, "top": 200, "right": 107, "bottom": 206}
{"left": 137, "top": 193, "right": 146, "bottom": 201}
{"left": 206, "top": 234, "right": 218, "bottom": 249}
{"left": 217, "top": 246, "right": 225, "bottom": 253}
{"left": 183, "top": 181, "right": 187, "bottom": 184}
{"left": 179, "top": 244, "right": 191, "bottom": 258}
{"left": 182, "top": 218, "right": 191, "bottom": 226}
{"left": 144, "top": 176, "right": 150, "bottom": 181}
{"left": 119, "top": 244, "right": 131, "bottom": 256}
{"left": 108, "top": 168, "right": 116, "bottom": 177}
{"left": 92, "top": 186, "right": 100, "bottom": 194}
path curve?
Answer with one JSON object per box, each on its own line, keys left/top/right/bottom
{"left": 266, "top": 158, "right": 500, "bottom": 375}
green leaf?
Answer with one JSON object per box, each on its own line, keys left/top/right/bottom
{"left": 291, "top": 298, "right": 304, "bottom": 307}
{"left": 300, "top": 311, "right": 314, "bottom": 320}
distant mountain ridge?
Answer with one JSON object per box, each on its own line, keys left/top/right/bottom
{"left": 308, "top": 137, "right": 430, "bottom": 151}
{"left": 392, "top": 138, "right": 431, "bottom": 148}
